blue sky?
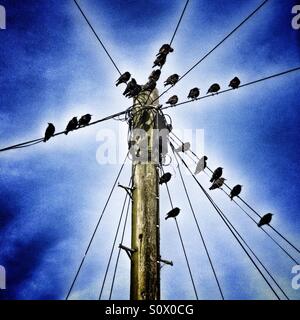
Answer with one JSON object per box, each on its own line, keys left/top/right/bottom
{"left": 0, "top": 0, "right": 300, "bottom": 300}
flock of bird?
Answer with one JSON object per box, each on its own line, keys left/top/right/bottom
{"left": 43, "top": 43, "right": 240, "bottom": 144}
{"left": 43, "top": 114, "right": 92, "bottom": 142}
{"left": 161, "top": 146, "right": 273, "bottom": 227}
{"left": 42, "top": 42, "right": 271, "bottom": 229}
{"left": 115, "top": 43, "right": 241, "bottom": 107}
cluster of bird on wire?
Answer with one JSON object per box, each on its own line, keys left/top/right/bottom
{"left": 160, "top": 145, "right": 273, "bottom": 228}
{"left": 115, "top": 43, "right": 241, "bottom": 106}
{"left": 43, "top": 114, "right": 92, "bottom": 142}
{"left": 165, "top": 76, "right": 240, "bottom": 107}
{"left": 115, "top": 44, "right": 174, "bottom": 99}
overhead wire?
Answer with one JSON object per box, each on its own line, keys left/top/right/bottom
{"left": 65, "top": 151, "right": 129, "bottom": 300}
{"left": 171, "top": 131, "right": 300, "bottom": 258}
{"left": 154, "top": 0, "right": 270, "bottom": 104}
{"left": 172, "top": 150, "right": 225, "bottom": 300}
{"left": 162, "top": 167, "right": 199, "bottom": 300}
{"left": 108, "top": 193, "right": 131, "bottom": 300}
{"left": 171, "top": 143, "right": 282, "bottom": 300}
{"left": 73, "top": 0, "right": 122, "bottom": 75}
{"left": 98, "top": 178, "right": 132, "bottom": 300}
{"left": 161, "top": 66, "right": 300, "bottom": 111}
{"left": 169, "top": 0, "right": 190, "bottom": 46}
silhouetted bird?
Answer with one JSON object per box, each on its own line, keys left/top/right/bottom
{"left": 116, "top": 72, "right": 131, "bottom": 86}
{"left": 153, "top": 53, "right": 167, "bottom": 68}
{"left": 166, "top": 95, "right": 178, "bottom": 106}
{"left": 65, "top": 117, "right": 78, "bottom": 135}
{"left": 164, "top": 74, "right": 179, "bottom": 86}
{"left": 165, "top": 207, "right": 180, "bottom": 220}
{"left": 149, "top": 69, "right": 161, "bottom": 82}
{"left": 195, "top": 156, "right": 208, "bottom": 175}
{"left": 78, "top": 114, "right": 92, "bottom": 127}
{"left": 159, "top": 172, "right": 172, "bottom": 185}
{"left": 123, "top": 78, "right": 137, "bottom": 96}
{"left": 188, "top": 88, "right": 200, "bottom": 100}
{"left": 157, "top": 44, "right": 174, "bottom": 56}
{"left": 230, "top": 184, "right": 242, "bottom": 200}
{"left": 229, "top": 77, "right": 241, "bottom": 89}
{"left": 209, "top": 178, "right": 226, "bottom": 190}
{"left": 43, "top": 123, "right": 55, "bottom": 142}
{"left": 207, "top": 83, "right": 221, "bottom": 94}
{"left": 175, "top": 142, "right": 190, "bottom": 153}
{"left": 258, "top": 213, "right": 273, "bottom": 227}
{"left": 126, "top": 85, "right": 142, "bottom": 98}
{"left": 143, "top": 79, "right": 156, "bottom": 92}
{"left": 210, "top": 167, "right": 223, "bottom": 183}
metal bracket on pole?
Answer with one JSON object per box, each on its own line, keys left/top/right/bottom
{"left": 158, "top": 257, "right": 173, "bottom": 268}
{"left": 118, "top": 183, "right": 135, "bottom": 199}
{"left": 119, "top": 244, "right": 136, "bottom": 260}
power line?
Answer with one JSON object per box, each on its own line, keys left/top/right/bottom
{"left": 172, "top": 151, "right": 225, "bottom": 300}
{"left": 65, "top": 152, "right": 128, "bottom": 300}
{"left": 98, "top": 179, "right": 131, "bottom": 300}
{"left": 155, "top": 0, "right": 269, "bottom": 103}
{"left": 2, "top": 66, "right": 299, "bottom": 155}
{"left": 73, "top": 0, "right": 122, "bottom": 75}
{"left": 0, "top": 108, "right": 130, "bottom": 153}
{"left": 109, "top": 192, "right": 131, "bottom": 300}
{"left": 220, "top": 188, "right": 299, "bottom": 266}
{"left": 169, "top": 0, "right": 190, "bottom": 46}
{"left": 171, "top": 131, "right": 300, "bottom": 259}
{"left": 161, "top": 66, "right": 300, "bottom": 111}
{"left": 171, "top": 144, "right": 281, "bottom": 300}
{"left": 162, "top": 168, "right": 199, "bottom": 300}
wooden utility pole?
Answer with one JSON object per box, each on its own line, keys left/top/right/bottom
{"left": 130, "top": 89, "right": 160, "bottom": 300}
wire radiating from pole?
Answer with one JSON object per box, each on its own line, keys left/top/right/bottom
{"left": 155, "top": 0, "right": 269, "bottom": 103}
{"left": 172, "top": 145, "right": 282, "bottom": 300}
{"left": 65, "top": 152, "right": 129, "bottom": 300}
{"left": 161, "top": 66, "right": 300, "bottom": 111}
{"left": 163, "top": 168, "right": 199, "bottom": 300}
{"left": 98, "top": 178, "right": 132, "bottom": 300}
{"left": 169, "top": 0, "right": 190, "bottom": 46}
{"left": 73, "top": 0, "right": 122, "bottom": 75}
{"left": 172, "top": 151, "right": 225, "bottom": 300}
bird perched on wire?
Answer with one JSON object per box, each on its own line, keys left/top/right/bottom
{"left": 149, "top": 69, "right": 161, "bottom": 82}
{"left": 123, "top": 78, "right": 137, "bottom": 96}
{"left": 209, "top": 178, "right": 226, "bottom": 190}
{"left": 165, "top": 207, "right": 180, "bottom": 220}
{"left": 230, "top": 184, "right": 242, "bottom": 200}
{"left": 43, "top": 123, "right": 55, "bottom": 142}
{"left": 65, "top": 117, "right": 78, "bottom": 135}
{"left": 229, "top": 77, "right": 241, "bottom": 89}
{"left": 175, "top": 142, "right": 190, "bottom": 153}
{"left": 116, "top": 71, "right": 131, "bottom": 86}
{"left": 207, "top": 83, "right": 221, "bottom": 94}
{"left": 157, "top": 44, "right": 174, "bottom": 57}
{"left": 210, "top": 167, "right": 223, "bottom": 183}
{"left": 164, "top": 74, "right": 180, "bottom": 86}
{"left": 194, "top": 156, "right": 208, "bottom": 174}
{"left": 159, "top": 172, "right": 172, "bottom": 185}
{"left": 166, "top": 95, "right": 178, "bottom": 106}
{"left": 257, "top": 213, "right": 273, "bottom": 227}
{"left": 78, "top": 114, "right": 92, "bottom": 127}
{"left": 153, "top": 53, "right": 167, "bottom": 68}
{"left": 187, "top": 88, "right": 200, "bottom": 100}
{"left": 143, "top": 79, "right": 156, "bottom": 92}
